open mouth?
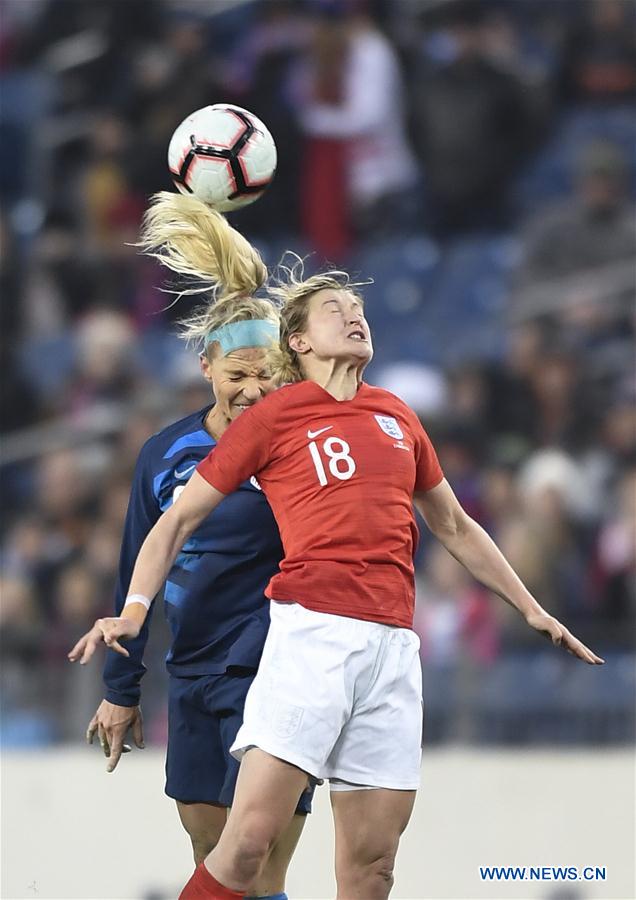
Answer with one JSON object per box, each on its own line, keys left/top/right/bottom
{"left": 347, "top": 329, "right": 367, "bottom": 341}
{"left": 234, "top": 403, "right": 253, "bottom": 411}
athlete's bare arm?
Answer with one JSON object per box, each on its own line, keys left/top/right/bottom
{"left": 414, "top": 478, "right": 604, "bottom": 665}
{"left": 69, "top": 473, "right": 226, "bottom": 664}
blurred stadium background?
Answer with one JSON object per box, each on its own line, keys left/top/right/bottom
{"left": 0, "top": 0, "right": 634, "bottom": 898}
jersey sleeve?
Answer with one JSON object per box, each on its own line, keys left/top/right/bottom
{"left": 197, "top": 394, "right": 276, "bottom": 494}
{"left": 405, "top": 407, "right": 444, "bottom": 492}
{"left": 102, "top": 439, "right": 160, "bottom": 707}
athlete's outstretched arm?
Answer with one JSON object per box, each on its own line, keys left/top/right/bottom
{"left": 69, "top": 473, "right": 226, "bottom": 665}
{"left": 414, "top": 479, "right": 604, "bottom": 665}
{"left": 88, "top": 443, "right": 160, "bottom": 771}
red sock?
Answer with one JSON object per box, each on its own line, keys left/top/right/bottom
{"left": 179, "top": 862, "right": 244, "bottom": 899}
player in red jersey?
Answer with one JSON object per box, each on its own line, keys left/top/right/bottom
{"left": 71, "top": 197, "right": 603, "bottom": 900}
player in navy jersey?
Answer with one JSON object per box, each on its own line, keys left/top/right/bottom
{"left": 73, "top": 197, "right": 311, "bottom": 900}
{"left": 71, "top": 195, "right": 603, "bottom": 900}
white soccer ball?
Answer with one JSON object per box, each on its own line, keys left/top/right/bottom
{"left": 167, "top": 104, "right": 277, "bottom": 212}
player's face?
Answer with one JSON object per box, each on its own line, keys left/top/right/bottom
{"left": 201, "top": 347, "right": 275, "bottom": 426}
{"left": 295, "top": 289, "right": 373, "bottom": 364}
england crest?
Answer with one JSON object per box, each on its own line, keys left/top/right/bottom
{"left": 374, "top": 414, "right": 404, "bottom": 440}
{"left": 273, "top": 702, "right": 304, "bottom": 738}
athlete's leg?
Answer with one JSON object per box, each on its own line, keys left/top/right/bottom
{"left": 330, "top": 787, "right": 416, "bottom": 900}
{"left": 176, "top": 801, "right": 228, "bottom": 864}
{"left": 167, "top": 675, "right": 231, "bottom": 867}
{"left": 204, "top": 748, "right": 309, "bottom": 892}
{"left": 177, "top": 800, "right": 306, "bottom": 893}
{"left": 248, "top": 812, "right": 306, "bottom": 896}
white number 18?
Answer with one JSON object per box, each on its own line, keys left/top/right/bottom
{"left": 308, "top": 437, "right": 357, "bottom": 487}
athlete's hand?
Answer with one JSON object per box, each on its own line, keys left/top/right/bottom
{"left": 68, "top": 617, "right": 141, "bottom": 665}
{"left": 525, "top": 611, "right": 604, "bottom": 665}
{"left": 87, "top": 700, "right": 144, "bottom": 773}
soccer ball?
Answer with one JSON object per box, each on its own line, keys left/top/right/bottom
{"left": 167, "top": 104, "right": 277, "bottom": 212}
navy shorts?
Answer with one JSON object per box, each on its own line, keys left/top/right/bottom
{"left": 166, "top": 670, "right": 313, "bottom": 814}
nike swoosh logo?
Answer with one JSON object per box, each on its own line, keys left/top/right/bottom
{"left": 307, "top": 426, "right": 333, "bottom": 439}
{"left": 174, "top": 464, "right": 196, "bottom": 480}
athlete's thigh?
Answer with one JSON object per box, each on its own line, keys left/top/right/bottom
{"left": 213, "top": 674, "right": 311, "bottom": 889}
{"left": 330, "top": 787, "right": 416, "bottom": 868}
{"left": 166, "top": 675, "right": 227, "bottom": 804}
{"left": 224, "top": 747, "right": 310, "bottom": 841}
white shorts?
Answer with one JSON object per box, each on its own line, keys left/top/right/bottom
{"left": 230, "top": 601, "right": 423, "bottom": 791}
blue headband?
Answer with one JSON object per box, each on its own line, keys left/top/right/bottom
{"left": 204, "top": 319, "right": 279, "bottom": 354}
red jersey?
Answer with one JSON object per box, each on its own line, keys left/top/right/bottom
{"left": 197, "top": 381, "right": 443, "bottom": 628}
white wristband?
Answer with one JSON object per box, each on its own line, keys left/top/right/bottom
{"left": 124, "top": 594, "right": 152, "bottom": 611}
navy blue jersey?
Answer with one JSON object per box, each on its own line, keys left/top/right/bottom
{"left": 103, "top": 406, "right": 283, "bottom": 707}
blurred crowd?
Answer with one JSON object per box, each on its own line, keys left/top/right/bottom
{"left": 1, "top": 0, "right": 634, "bottom": 747}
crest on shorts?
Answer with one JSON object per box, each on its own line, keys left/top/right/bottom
{"left": 374, "top": 414, "right": 404, "bottom": 440}
{"left": 273, "top": 702, "right": 304, "bottom": 739}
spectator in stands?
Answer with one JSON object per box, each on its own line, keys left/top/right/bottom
{"left": 431, "top": 422, "right": 484, "bottom": 522}
{"left": 229, "top": 0, "right": 309, "bottom": 236}
{"left": 0, "top": 338, "right": 41, "bottom": 432}
{"left": 479, "top": 460, "right": 522, "bottom": 539}
{"left": 497, "top": 449, "right": 591, "bottom": 638}
{"left": 558, "top": 0, "right": 636, "bottom": 107}
{"left": 416, "top": 543, "right": 499, "bottom": 667}
{"left": 22, "top": 209, "right": 106, "bottom": 330}
{"left": 1, "top": 517, "right": 57, "bottom": 610}
{"left": 527, "top": 350, "right": 589, "bottom": 449}
{"left": 48, "top": 561, "right": 109, "bottom": 738}
{"left": 0, "top": 575, "right": 50, "bottom": 741}
{"left": 601, "top": 390, "right": 636, "bottom": 467}
{"left": 515, "top": 141, "right": 635, "bottom": 294}
{"left": 295, "top": 0, "right": 418, "bottom": 257}
{"left": 30, "top": 448, "right": 100, "bottom": 595}
{"left": 513, "top": 141, "right": 635, "bottom": 356}
{"left": 595, "top": 465, "right": 636, "bottom": 627}
{"left": 20, "top": 0, "right": 166, "bottom": 112}
{"left": 483, "top": 322, "right": 544, "bottom": 448}
{"left": 410, "top": 0, "right": 533, "bottom": 235}
{"left": 53, "top": 562, "right": 106, "bottom": 632}
{"left": 123, "top": 11, "right": 228, "bottom": 200}
{"left": 65, "top": 309, "right": 138, "bottom": 417}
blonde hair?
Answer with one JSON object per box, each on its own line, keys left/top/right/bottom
{"left": 137, "top": 194, "right": 369, "bottom": 375}
{"left": 267, "top": 255, "right": 369, "bottom": 383}
{"left": 137, "top": 191, "right": 276, "bottom": 352}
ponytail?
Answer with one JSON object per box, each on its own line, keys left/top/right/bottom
{"left": 138, "top": 191, "right": 268, "bottom": 302}
{"left": 137, "top": 191, "right": 275, "bottom": 351}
